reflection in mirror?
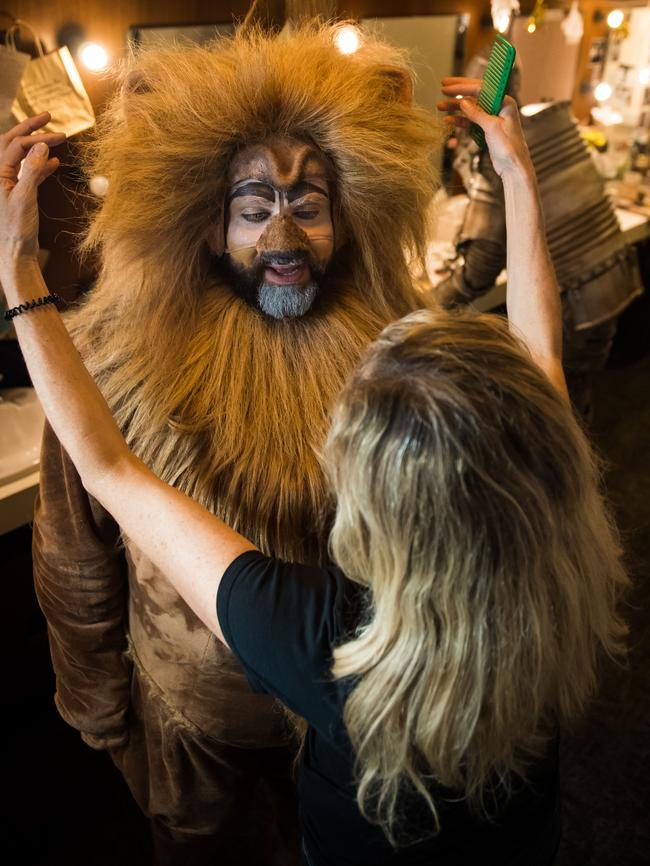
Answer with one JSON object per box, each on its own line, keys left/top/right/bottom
{"left": 509, "top": 9, "right": 580, "bottom": 105}
{"left": 127, "top": 23, "right": 235, "bottom": 51}
{"left": 599, "top": 7, "right": 650, "bottom": 127}
{"left": 360, "top": 15, "right": 466, "bottom": 119}
{"left": 360, "top": 15, "right": 466, "bottom": 177}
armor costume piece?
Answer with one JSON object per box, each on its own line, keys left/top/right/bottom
{"left": 33, "top": 22, "right": 440, "bottom": 865}
{"left": 438, "top": 101, "right": 643, "bottom": 410}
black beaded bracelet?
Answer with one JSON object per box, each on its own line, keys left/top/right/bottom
{"left": 4, "top": 293, "right": 62, "bottom": 322}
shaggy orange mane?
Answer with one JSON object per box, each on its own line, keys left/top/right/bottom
{"left": 68, "top": 21, "right": 442, "bottom": 562}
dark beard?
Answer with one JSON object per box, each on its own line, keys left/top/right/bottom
{"left": 216, "top": 250, "right": 329, "bottom": 319}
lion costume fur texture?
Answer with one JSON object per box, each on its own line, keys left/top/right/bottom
{"left": 69, "top": 21, "right": 442, "bottom": 564}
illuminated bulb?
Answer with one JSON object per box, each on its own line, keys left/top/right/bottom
{"left": 561, "top": 0, "right": 584, "bottom": 46}
{"left": 89, "top": 175, "right": 109, "bottom": 197}
{"left": 607, "top": 9, "right": 624, "bottom": 29}
{"left": 79, "top": 42, "right": 109, "bottom": 72}
{"left": 521, "top": 102, "right": 551, "bottom": 117}
{"left": 594, "top": 81, "right": 612, "bottom": 102}
{"left": 639, "top": 68, "right": 650, "bottom": 85}
{"left": 495, "top": 12, "right": 511, "bottom": 33}
{"left": 527, "top": 18, "right": 537, "bottom": 33}
{"left": 334, "top": 25, "right": 361, "bottom": 55}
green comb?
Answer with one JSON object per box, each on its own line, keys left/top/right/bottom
{"left": 470, "top": 35, "right": 516, "bottom": 149}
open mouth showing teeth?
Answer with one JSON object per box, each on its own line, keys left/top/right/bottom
{"left": 264, "top": 261, "right": 309, "bottom": 283}
{"left": 266, "top": 261, "right": 305, "bottom": 276}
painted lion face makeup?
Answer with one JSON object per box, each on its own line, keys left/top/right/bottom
{"left": 220, "top": 138, "right": 335, "bottom": 319}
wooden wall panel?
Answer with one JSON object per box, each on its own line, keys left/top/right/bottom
{"left": 2, "top": 1, "right": 257, "bottom": 111}
{"left": 2, "top": 0, "right": 494, "bottom": 124}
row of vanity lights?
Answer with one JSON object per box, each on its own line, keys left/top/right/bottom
{"left": 72, "top": 24, "right": 362, "bottom": 74}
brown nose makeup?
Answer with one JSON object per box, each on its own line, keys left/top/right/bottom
{"left": 226, "top": 214, "right": 332, "bottom": 268}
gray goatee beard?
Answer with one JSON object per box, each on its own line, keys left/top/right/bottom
{"left": 257, "top": 280, "right": 319, "bottom": 319}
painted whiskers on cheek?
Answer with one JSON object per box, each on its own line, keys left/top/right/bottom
{"left": 224, "top": 211, "right": 333, "bottom": 319}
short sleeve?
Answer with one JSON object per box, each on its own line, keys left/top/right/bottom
{"left": 217, "top": 550, "right": 347, "bottom": 733}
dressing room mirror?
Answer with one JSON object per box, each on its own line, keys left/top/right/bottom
{"left": 360, "top": 15, "right": 467, "bottom": 118}
{"left": 127, "top": 22, "right": 235, "bottom": 50}
{"left": 509, "top": 9, "right": 581, "bottom": 105}
{"left": 598, "top": 6, "right": 650, "bottom": 127}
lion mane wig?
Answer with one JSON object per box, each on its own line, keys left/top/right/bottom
{"left": 69, "top": 21, "right": 442, "bottom": 562}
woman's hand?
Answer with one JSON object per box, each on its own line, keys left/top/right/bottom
{"left": 0, "top": 113, "right": 65, "bottom": 273}
{"left": 438, "top": 78, "right": 533, "bottom": 180}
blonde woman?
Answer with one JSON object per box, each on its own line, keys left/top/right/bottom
{"left": 1, "top": 80, "right": 626, "bottom": 866}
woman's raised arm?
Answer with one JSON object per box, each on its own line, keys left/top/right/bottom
{"left": 439, "top": 79, "right": 569, "bottom": 402}
{"left": 0, "top": 115, "right": 255, "bottom": 640}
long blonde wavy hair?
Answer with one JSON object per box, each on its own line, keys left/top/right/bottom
{"left": 325, "top": 309, "right": 628, "bottom": 841}
{"left": 66, "top": 21, "right": 441, "bottom": 564}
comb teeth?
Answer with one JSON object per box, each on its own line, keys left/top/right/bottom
{"left": 470, "top": 35, "right": 516, "bottom": 149}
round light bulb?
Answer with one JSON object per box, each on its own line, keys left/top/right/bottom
{"left": 639, "top": 68, "right": 650, "bottom": 85}
{"left": 594, "top": 81, "right": 613, "bottom": 102}
{"left": 495, "top": 12, "right": 511, "bottom": 33}
{"left": 334, "top": 25, "right": 361, "bottom": 55}
{"left": 521, "top": 102, "right": 551, "bottom": 117}
{"left": 79, "top": 42, "right": 109, "bottom": 72}
{"left": 607, "top": 9, "right": 624, "bottom": 29}
{"left": 527, "top": 19, "right": 537, "bottom": 33}
{"left": 89, "top": 175, "right": 109, "bottom": 197}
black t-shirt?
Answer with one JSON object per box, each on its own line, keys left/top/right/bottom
{"left": 217, "top": 550, "right": 561, "bottom": 866}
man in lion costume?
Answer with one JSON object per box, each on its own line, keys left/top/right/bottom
{"left": 32, "top": 20, "right": 440, "bottom": 865}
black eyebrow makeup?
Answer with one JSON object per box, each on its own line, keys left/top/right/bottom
{"left": 228, "top": 182, "right": 276, "bottom": 203}
{"left": 286, "top": 181, "right": 329, "bottom": 202}
{"left": 229, "top": 180, "right": 329, "bottom": 204}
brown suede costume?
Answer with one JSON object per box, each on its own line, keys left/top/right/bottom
{"left": 32, "top": 22, "right": 441, "bottom": 865}
{"left": 34, "top": 435, "right": 295, "bottom": 864}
